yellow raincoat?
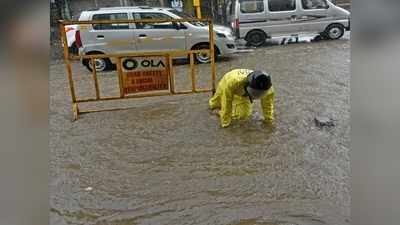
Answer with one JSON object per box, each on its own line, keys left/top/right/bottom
{"left": 209, "top": 69, "right": 275, "bottom": 128}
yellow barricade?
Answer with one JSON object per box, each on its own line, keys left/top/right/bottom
{"left": 59, "top": 18, "right": 216, "bottom": 121}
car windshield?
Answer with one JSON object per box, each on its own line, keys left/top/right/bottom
{"left": 167, "top": 9, "right": 207, "bottom": 26}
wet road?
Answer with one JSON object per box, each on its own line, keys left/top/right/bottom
{"left": 50, "top": 35, "right": 350, "bottom": 225}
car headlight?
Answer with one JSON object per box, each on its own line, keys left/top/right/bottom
{"left": 216, "top": 32, "right": 227, "bottom": 38}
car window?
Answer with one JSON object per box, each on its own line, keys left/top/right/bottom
{"left": 135, "top": 13, "right": 174, "bottom": 29}
{"left": 301, "top": 0, "right": 328, "bottom": 10}
{"left": 92, "top": 13, "right": 129, "bottom": 30}
{"left": 240, "top": 0, "right": 264, "bottom": 13}
{"left": 268, "top": 0, "right": 296, "bottom": 12}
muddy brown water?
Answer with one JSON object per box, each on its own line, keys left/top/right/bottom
{"left": 50, "top": 37, "right": 350, "bottom": 225}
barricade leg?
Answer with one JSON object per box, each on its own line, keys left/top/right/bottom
{"left": 72, "top": 103, "right": 79, "bottom": 121}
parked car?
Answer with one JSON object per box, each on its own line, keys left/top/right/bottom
{"left": 228, "top": 0, "right": 350, "bottom": 46}
{"left": 75, "top": 6, "right": 237, "bottom": 72}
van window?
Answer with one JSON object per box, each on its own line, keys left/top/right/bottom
{"left": 135, "top": 13, "right": 174, "bottom": 29}
{"left": 92, "top": 13, "right": 129, "bottom": 30}
{"left": 240, "top": 0, "right": 264, "bottom": 13}
{"left": 301, "top": 0, "right": 328, "bottom": 10}
{"left": 268, "top": 0, "right": 296, "bottom": 12}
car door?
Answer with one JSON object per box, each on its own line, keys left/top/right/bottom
{"left": 297, "top": 0, "right": 330, "bottom": 33}
{"left": 265, "top": 0, "right": 299, "bottom": 36}
{"left": 83, "top": 12, "right": 136, "bottom": 53}
{"left": 133, "top": 12, "right": 186, "bottom": 52}
{"left": 237, "top": 0, "right": 267, "bottom": 37}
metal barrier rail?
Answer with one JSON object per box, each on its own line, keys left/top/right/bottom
{"left": 59, "top": 18, "right": 216, "bottom": 121}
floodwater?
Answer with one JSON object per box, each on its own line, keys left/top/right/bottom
{"left": 50, "top": 35, "right": 350, "bottom": 225}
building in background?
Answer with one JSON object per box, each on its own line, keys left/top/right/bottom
{"left": 170, "top": 0, "right": 184, "bottom": 11}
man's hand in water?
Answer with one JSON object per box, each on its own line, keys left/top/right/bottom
{"left": 209, "top": 109, "right": 220, "bottom": 116}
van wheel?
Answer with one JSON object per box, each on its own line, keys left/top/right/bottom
{"left": 192, "top": 44, "right": 217, "bottom": 64}
{"left": 83, "top": 53, "right": 112, "bottom": 72}
{"left": 246, "top": 30, "right": 266, "bottom": 47}
{"left": 324, "top": 24, "right": 345, "bottom": 40}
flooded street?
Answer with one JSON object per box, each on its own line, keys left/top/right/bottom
{"left": 50, "top": 35, "right": 350, "bottom": 225}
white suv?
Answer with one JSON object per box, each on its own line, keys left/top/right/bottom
{"left": 75, "top": 6, "right": 237, "bottom": 71}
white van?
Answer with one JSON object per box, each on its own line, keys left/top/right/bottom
{"left": 75, "top": 6, "right": 236, "bottom": 72}
{"left": 228, "top": 0, "right": 350, "bottom": 46}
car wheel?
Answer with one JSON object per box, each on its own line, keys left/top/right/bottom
{"left": 83, "top": 56, "right": 112, "bottom": 72}
{"left": 246, "top": 30, "right": 266, "bottom": 47}
{"left": 193, "top": 44, "right": 216, "bottom": 64}
{"left": 324, "top": 24, "right": 345, "bottom": 40}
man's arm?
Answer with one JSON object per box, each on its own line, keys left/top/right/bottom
{"left": 261, "top": 87, "right": 275, "bottom": 123}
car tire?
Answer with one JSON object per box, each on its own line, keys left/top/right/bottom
{"left": 83, "top": 53, "right": 113, "bottom": 72}
{"left": 192, "top": 44, "right": 217, "bottom": 64}
{"left": 323, "top": 24, "right": 345, "bottom": 40}
{"left": 246, "top": 30, "right": 267, "bottom": 47}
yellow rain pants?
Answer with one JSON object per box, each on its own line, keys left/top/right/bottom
{"left": 209, "top": 69, "right": 275, "bottom": 128}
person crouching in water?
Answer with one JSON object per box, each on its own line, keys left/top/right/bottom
{"left": 209, "top": 69, "right": 275, "bottom": 128}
